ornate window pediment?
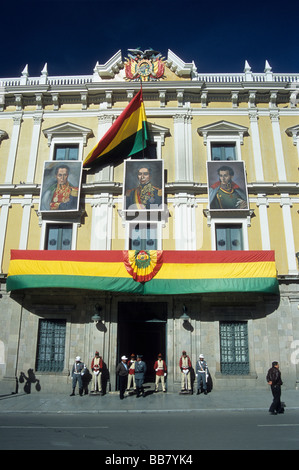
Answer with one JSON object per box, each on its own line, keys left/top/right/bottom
{"left": 197, "top": 120, "right": 249, "bottom": 145}
{"left": 43, "top": 122, "right": 93, "bottom": 147}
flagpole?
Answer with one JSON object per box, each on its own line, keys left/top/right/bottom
{"left": 140, "top": 77, "right": 145, "bottom": 160}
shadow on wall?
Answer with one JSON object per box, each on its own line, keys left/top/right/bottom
{"left": 19, "top": 369, "right": 41, "bottom": 394}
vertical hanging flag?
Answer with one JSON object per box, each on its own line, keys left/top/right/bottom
{"left": 83, "top": 89, "right": 148, "bottom": 167}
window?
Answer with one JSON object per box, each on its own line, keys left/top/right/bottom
{"left": 36, "top": 319, "right": 66, "bottom": 372}
{"left": 54, "top": 144, "right": 79, "bottom": 161}
{"left": 220, "top": 321, "right": 249, "bottom": 375}
{"left": 211, "top": 143, "right": 236, "bottom": 161}
{"left": 129, "top": 223, "right": 157, "bottom": 250}
{"left": 215, "top": 224, "right": 243, "bottom": 250}
{"left": 45, "top": 224, "right": 73, "bottom": 250}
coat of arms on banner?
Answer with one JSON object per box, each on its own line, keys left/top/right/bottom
{"left": 123, "top": 250, "right": 163, "bottom": 283}
{"left": 124, "top": 48, "right": 165, "bottom": 82}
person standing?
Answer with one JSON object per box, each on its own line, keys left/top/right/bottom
{"left": 116, "top": 355, "right": 128, "bottom": 400}
{"left": 70, "top": 356, "right": 86, "bottom": 396}
{"left": 135, "top": 355, "right": 147, "bottom": 397}
{"left": 195, "top": 354, "right": 208, "bottom": 395}
{"left": 179, "top": 351, "right": 192, "bottom": 393}
{"left": 90, "top": 351, "right": 103, "bottom": 395}
{"left": 154, "top": 353, "right": 167, "bottom": 393}
{"left": 127, "top": 354, "right": 136, "bottom": 392}
{"left": 266, "top": 361, "right": 284, "bottom": 414}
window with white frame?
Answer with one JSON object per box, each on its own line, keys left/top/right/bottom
{"left": 44, "top": 223, "right": 73, "bottom": 250}
{"left": 54, "top": 144, "right": 79, "bottom": 161}
{"left": 43, "top": 122, "right": 93, "bottom": 161}
{"left": 215, "top": 223, "right": 243, "bottom": 250}
{"left": 211, "top": 219, "right": 248, "bottom": 251}
{"left": 129, "top": 223, "right": 158, "bottom": 250}
{"left": 197, "top": 120, "right": 248, "bottom": 162}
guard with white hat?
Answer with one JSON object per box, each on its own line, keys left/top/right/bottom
{"left": 70, "top": 356, "right": 86, "bottom": 396}
{"left": 195, "top": 354, "right": 209, "bottom": 395}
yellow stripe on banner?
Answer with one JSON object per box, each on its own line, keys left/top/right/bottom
{"left": 154, "top": 261, "right": 277, "bottom": 280}
{"left": 8, "top": 260, "right": 131, "bottom": 278}
{"left": 8, "top": 259, "right": 277, "bottom": 280}
{"left": 98, "top": 104, "right": 145, "bottom": 157}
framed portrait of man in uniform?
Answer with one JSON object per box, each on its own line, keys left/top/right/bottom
{"left": 39, "top": 160, "right": 83, "bottom": 212}
{"left": 123, "top": 159, "right": 164, "bottom": 212}
{"left": 207, "top": 161, "right": 249, "bottom": 211}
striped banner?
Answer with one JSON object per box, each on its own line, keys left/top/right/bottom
{"left": 7, "top": 250, "right": 279, "bottom": 295}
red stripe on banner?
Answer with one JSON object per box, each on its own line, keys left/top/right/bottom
{"left": 10, "top": 250, "right": 275, "bottom": 264}
{"left": 10, "top": 250, "right": 124, "bottom": 263}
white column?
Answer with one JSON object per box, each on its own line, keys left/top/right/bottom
{"left": 0, "top": 197, "right": 11, "bottom": 272}
{"left": 249, "top": 111, "right": 264, "bottom": 181}
{"left": 270, "top": 111, "right": 287, "bottom": 181}
{"left": 27, "top": 114, "right": 43, "bottom": 183}
{"left": 5, "top": 115, "right": 22, "bottom": 184}
{"left": 280, "top": 194, "right": 297, "bottom": 274}
{"left": 19, "top": 196, "right": 33, "bottom": 249}
{"left": 256, "top": 194, "right": 271, "bottom": 250}
{"left": 173, "top": 113, "right": 193, "bottom": 182}
{"left": 90, "top": 194, "right": 113, "bottom": 250}
{"left": 173, "top": 195, "right": 197, "bottom": 250}
{"left": 95, "top": 114, "right": 114, "bottom": 182}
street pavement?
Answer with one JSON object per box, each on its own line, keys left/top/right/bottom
{"left": 0, "top": 385, "right": 298, "bottom": 414}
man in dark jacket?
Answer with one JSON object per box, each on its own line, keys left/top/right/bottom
{"left": 116, "top": 356, "right": 128, "bottom": 400}
{"left": 135, "top": 355, "right": 147, "bottom": 397}
{"left": 266, "top": 361, "right": 284, "bottom": 414}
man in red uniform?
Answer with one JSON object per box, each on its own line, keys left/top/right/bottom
{"left": 154, "top": 353, "right": 167, "bottom": 392}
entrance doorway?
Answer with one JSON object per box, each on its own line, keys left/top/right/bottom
{"left": 118, "top": 302, "right": 167, "bottom": 382}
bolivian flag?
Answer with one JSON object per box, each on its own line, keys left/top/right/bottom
{"left": 7, "top": 250, "right": 279, "bottom": 295}
{"left": 83, "top": 89, "right": 148, "bottom": 167}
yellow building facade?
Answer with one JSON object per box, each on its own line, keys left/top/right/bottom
{"left": 0, "top": 50, "right": 298, "bottom": 394}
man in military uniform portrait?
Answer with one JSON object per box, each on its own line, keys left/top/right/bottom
{"left": 124, "top": 159, "right": 163, "bottom": 211}
{"left": 40, "top": 161, "right": 82, "bottom": 212}
{"left": 208, "top": 162, "right": 248, "bottom": 210}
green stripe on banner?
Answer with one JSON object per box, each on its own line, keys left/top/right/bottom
{"left": 6, "top": 275, "right": 279, "bottom": 295}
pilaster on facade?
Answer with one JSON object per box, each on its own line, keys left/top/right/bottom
{"left": 0, "top": 196, "right": 11, "bottom": 272}
{"left": 90, "top": 194, "right": 114, "bottom": 250}
{"left": 173, "top": 112, "right": 193, "bottom": 182}
{"left": 280, "top": 194, "right": 298, "bottom": 275}
{"left": 270, "top": 110, "right": 287, "bottom": 181}
{"left": 173, "top": 194, "right": 197, "bottom": 250}
{"left": 19, "top": 195, "right": 34, "bottom": 249}
{"left": 248, "top": 110, "right": 264, "bottom": 181}
{"left": 27, "top": 114, "right": 43, "bottom": 183}
{"left": 256, "top": 194, "right": 270, "bottom": 250}
{"left": 5, "top": 114, "right": 22, "bottom": 184}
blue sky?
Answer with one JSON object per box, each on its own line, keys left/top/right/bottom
{"left": 2, "top": 0, "right": 298, "bottom": 78}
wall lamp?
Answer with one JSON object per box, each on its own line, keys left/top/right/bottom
{"left": 180, "top": 304, "right": 190, "bottom": 322}
{"left": 91, "top": 304, "right": 102, "bottom": 323}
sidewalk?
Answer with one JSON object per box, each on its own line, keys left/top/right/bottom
{"left": 0, "top": 387, "right": 298, "bottom": 414}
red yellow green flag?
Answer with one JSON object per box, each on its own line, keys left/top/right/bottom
{"left": 7, "top": 250, "right": 279, "bottom": 295}
{"left": 83, "top": 89, "right": 148, "bottom": 167}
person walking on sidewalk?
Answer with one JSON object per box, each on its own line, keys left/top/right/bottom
{"left": 70, "top": 356, "right": 86, "bottom": 396}
{"left": 266, "top": 361, "right": 284, "bottom": 415}
{"left": 116, "top": 355, "right": 129, "bottom": 400}
{"left": 195, "top": 354, "right": 209, "bottom": 395}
